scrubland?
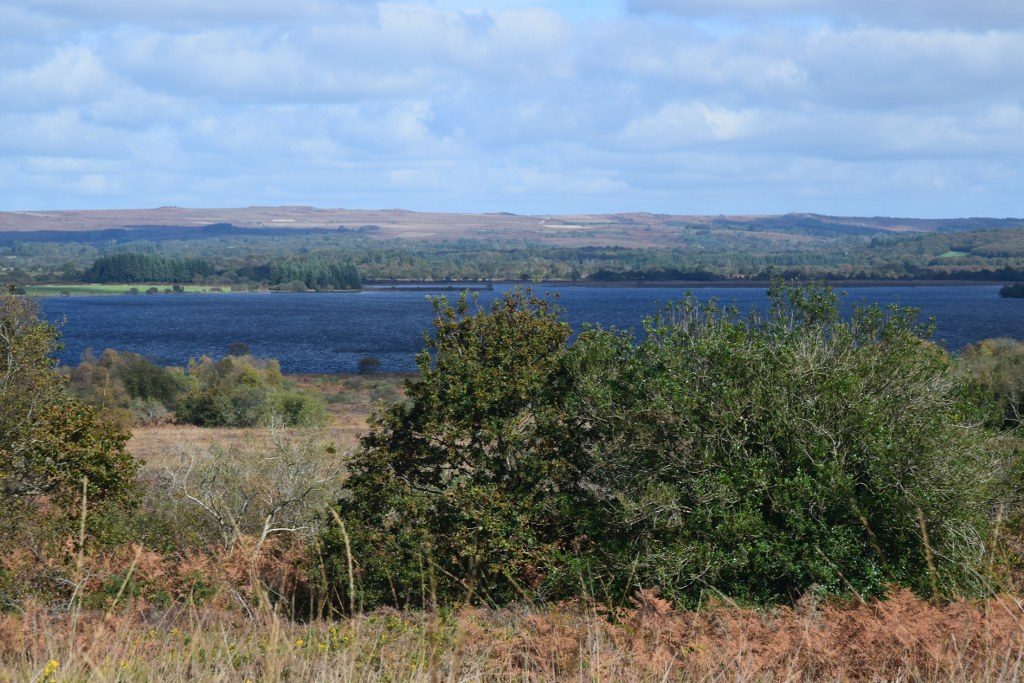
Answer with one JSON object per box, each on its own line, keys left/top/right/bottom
{"left": 5, "top": 372, "right": 1024, "bottom": 682}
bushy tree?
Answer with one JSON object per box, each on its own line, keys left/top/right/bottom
{"left": 325, "top": 285, "right": 1007, "bottom": 610}
{"left": 69, "top": 349, "right": 191, "bottom": 425}
{"left": 325, "top": 290, "right": 573, "bottom": 607}
{"left": 176, "top": 355, "right": 326, "bottom": 428}
{"left": 1, "top": 293, "right": 136, "bottom": 507}
{"left": 559, "top": 285, "right": 1002, "bottom": 603}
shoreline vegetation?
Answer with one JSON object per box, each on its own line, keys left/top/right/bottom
{"left": 19, "top": 278, "right": 1023, "bottom": 296}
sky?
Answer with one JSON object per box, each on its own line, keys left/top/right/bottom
{"left": 0, "top": 0, "right": 1021, "bottom": 217}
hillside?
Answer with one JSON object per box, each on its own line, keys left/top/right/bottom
{"left": 2, "top": 207, "right": 1022, "bottom": 249}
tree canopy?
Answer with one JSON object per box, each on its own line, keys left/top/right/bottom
{"left": 0, "top": 292, "right": 136, "bottom": 507}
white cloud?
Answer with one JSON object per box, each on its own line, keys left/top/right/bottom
{"left": 2, "top": 46, "right": 117, "bottom": 110}
{"left": 0, "top": 0, "right": 1020, "bottom": 216}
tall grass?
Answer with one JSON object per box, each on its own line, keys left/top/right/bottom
{"left": 3, "top": 590, "right": 1024, "bottom": 681}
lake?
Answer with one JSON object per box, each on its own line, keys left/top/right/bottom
{"left": 39, "top": 284, "right": 1023, "bottom": 373}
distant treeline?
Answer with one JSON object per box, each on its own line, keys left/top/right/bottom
{"left": 9, "top": 223, "right": 1024, "bottom": 287}
{"left": 268, "top": 256, "right": 361, "bottom": 290}
{"left": 80, "top": 252, "right": 361, "bottom": 290}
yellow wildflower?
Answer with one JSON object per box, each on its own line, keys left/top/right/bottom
{"left": 41, "top": 659, "right": 59, "bottom": 681}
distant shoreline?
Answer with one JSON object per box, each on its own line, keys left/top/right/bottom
{"left": 533, "top": 279, "right": 1016, "bottom": 289}
{"left": 372, "top": 279, "right": 1015, "bottom": 290}
{"left": 21, "top": 278, "right": 1016, "bottom": 297}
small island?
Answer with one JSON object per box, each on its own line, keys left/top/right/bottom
{"left": 999, "top": 283, "right": 1024, "bottom": 298}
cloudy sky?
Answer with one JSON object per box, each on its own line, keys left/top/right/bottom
{"left": 0, "top": 0, "right": 1021, "bottom": 216}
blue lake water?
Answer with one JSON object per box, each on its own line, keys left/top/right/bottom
{"left": 39, "top": 285, "right": 1023, "bottom": 373}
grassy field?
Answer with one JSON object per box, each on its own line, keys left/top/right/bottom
{"left": 24, "top": 283, "right": 228, "bottom": 296}
{"left": 127, "top": 373, "right": 407, "bottom": 465}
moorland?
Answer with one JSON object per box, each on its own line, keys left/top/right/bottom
{"left": 4, "top": 207, "right": 1024, "bottom": 292}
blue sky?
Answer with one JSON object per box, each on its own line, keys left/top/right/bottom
{"left": 0, "top": 0, "right": 1021, "bottom": 217}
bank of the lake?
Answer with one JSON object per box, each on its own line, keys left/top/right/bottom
{"left": 24, "top": 283, "right": 225, "bottom": 296}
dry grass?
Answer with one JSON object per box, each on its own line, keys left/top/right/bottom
{"left": 3, "top": 590, "right": 1024, "bottom": 681}
{"left": 127, "top": 374, "right": 407, "bottom": 468}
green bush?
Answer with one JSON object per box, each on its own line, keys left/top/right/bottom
{"left": 69, "top": 349, "right": 191, "bottom": 424}
{"left": 176, "top": 355, "right": 326, "bottom": 428}
{"left": 961, "top": 338, "right": 1024, "bottom": 428}
{"left": 324, "top": 285, "right": 1008, "bottom": 610}
{"left": 1, "top": 293, "right": 137, "bottom": 509}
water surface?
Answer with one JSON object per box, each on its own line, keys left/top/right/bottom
{"left": 39, "top": 285, "right": 1022, "bottom": 373}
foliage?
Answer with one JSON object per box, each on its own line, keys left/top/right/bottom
{"left": 14, "top": 221, "right": 1024, "bottom": 287}
{"left": 69, "top": 349, "right": 191, "bottom": 425}
{"left": 68, "top": 348, "right": 327, "bottom": 428}
{"left": 226, "top": 342, "right": 251, "bottom": 356}
{"left": 176, "top": 355, "right": 327, "bottom": 428}
{"left": 163, "top": 430, "right": 341, "bottom": 550}
{"left": 83, "top": 253, "right": 214, "bottom": 283}
{"left": 558, "top": 285, "right": 1002, "bottom": 604}
{"left": 961, "top": 338, "right": 1024, "bottom": 427}
{"left": 325, "top": 290, "right": 573, "bottom": 608}
{"left": 269, "top": 255, "right": 361, "bottom": 290}
{"left": 356, "top": 356, "right": 381, "bottom": 375}
{"left": 0, "top": 293, "right": 137, "bottom": 508}
{"left": 325, "top": 285, "right": 1006, "bottom": 609}
{"left": 5, "top": 589, "right": 1024, "bottom": 681}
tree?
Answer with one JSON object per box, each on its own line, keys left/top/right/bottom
{"left": 961, "top": 338, "right": 1024, "bottom": 427}
{"left": 227, "top": 342, "right": 252, "bottom": 357}
{"left": 324, "top": 284, "right": 1007, "bottom": 610}
{"left": 166, "top": 429, "right": 339, "bottom": 551}
{"left": 324, "top": 290, "right": 572, "bottom": 608}
{"left": 0, "top": 293, "right": 136, "bottom": 507}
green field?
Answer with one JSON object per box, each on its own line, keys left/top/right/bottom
{"left": 938, "top": 250, "right": 970, "bottom": 259}
{"left": 24, "top": 284, "right": 226, "bottom": 296}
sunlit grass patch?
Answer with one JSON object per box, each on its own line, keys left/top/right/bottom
{"left": 24, "top": 283, "right": 225, "bottom": 296}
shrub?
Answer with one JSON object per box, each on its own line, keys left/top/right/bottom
{"left": 176, "top": 355, "right": 326, "bottom": 428}
{"left": 961, "top": 338, "right": 1024, "bottom": 427}
{"left": 324, "top": 285, "right": 1007, "bottom": 610}
{"left": 163, "top": 432, "right": 341, "bottom": 550}
{"left": 558, "top": 286, "right": 1003, "bottom": 604}
{"left": 0, "top": 293, "right": 137, "bottom": 509}
{"left": 226, "top": 342, "right": 251, "bottom": 357}
{"left": 324, "top": 290, "right": 575, "bottom": 608}
{"left": 999, "top": 283, "right": 1024, "bottom": 298}
{"left": 129, "top": 397, "right": 173, "bottom": 426}
{"left": 356, "top": 355, "right": 382, "bottom": 375}
{"left": 69, "top": 349, "right": 191, "bottom": 424}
